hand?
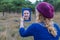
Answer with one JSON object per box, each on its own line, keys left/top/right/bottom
{"left": 20, "top": 16, "right": 24, "bottom": 28}
{"left": 20, "top": 16, "right": 24, "bottom": 22}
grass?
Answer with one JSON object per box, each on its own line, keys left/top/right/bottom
{"left": 0, "top": 12, "right": 60, "bottom": 40}
{"left": 0, "top": 26, "right": 6, "bottom": 32}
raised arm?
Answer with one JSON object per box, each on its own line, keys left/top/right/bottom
{"left": 19, "top": 23, "right": 35, "bottom": 37}
{"left": 19, "top": 17, "right": 34, "bottom": 37}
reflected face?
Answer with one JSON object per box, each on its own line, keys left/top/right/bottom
{"left": 23, "top": 10, "right": 30, "bottom": 20}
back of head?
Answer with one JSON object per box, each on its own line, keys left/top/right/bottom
{"left": 36, "top": 2, "right": 54, "bottom": 18}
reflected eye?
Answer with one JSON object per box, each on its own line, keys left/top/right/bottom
{"left": 24, "top": 13, "right": 26, "bottom": 14}
{"left": 24, "top": 13, "right": 29, "bottom": 14}
{"left": 27, "top": 13, "right": 29, "bottom": 14}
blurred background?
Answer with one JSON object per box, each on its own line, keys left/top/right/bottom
{"left": 0, "top": 0, "right": 60, "bottom": 40}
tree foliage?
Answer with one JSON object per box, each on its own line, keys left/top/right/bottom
{"left": 0, "top": 0, "right": 60, "bottom": 13}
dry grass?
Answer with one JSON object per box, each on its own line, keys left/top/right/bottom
{"left": 0, "top": 12, "right": 60, "bottom": 40}
{"left": 54, "top": 12, "right": 60, "bottom": 25}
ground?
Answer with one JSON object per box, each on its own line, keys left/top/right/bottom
{"left": 0, "top": 12, "right": 60, "bottom": 40}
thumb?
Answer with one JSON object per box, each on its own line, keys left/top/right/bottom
{"left": 20, "top": 16, "right": 24, "bottom": 21}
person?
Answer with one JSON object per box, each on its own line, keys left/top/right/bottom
{"left": 19, "top": 2, "right": 60, "bottom": 40}
{"left": 23, "top": 10, "right": 30, "bottom": 21}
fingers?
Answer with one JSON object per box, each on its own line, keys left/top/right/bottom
{"left": 20, "top": 18, "right": 23, "bottom": 21}
{"left": 20, "top": 16, "right": 24, "bottom": 22}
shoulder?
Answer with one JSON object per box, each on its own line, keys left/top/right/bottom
{"left": 26, "top": 23, "right": 44, "bottom": 31}
{"left": 30, "top": 22, "right": 43, "bottom": 26}
{"left": 29, "top": 22, "right": 44, "bottom": 28}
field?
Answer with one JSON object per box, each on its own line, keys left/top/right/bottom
{"left": 0, "top": 12, "right": 60, "bottom": 40}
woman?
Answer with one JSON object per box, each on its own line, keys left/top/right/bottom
{"left": 23, "top": 10, "right": 30, "bottom": 21}
{"left": 19, "top": 2, "right": 60, "bottom": 40}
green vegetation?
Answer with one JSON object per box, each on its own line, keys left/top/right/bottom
{"left": 0, "top": 0, "right": 60, "bottom": 13}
